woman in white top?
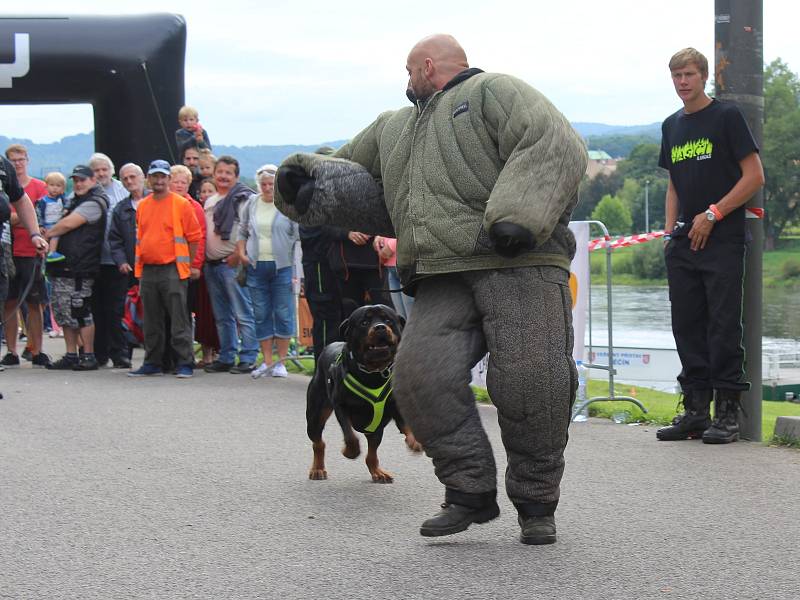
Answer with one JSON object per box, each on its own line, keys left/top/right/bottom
{"left": 236, "top": 164, "right": 300, "bottom": 378}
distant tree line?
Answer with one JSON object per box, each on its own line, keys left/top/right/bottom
{"left": 575, "top": 141, "right": 668, "bottom": 235}
{"left": 586, "top": 133, "right": 659, "bottom": 159}
{"left": 762, "top": 59, "right": 800, "bottom": 247}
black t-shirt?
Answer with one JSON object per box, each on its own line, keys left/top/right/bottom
{"left": 659, "top": 99, "right": 758, "bottom": 242}
{"left": 0, "top": 156, "right": 24, "bottom": 226}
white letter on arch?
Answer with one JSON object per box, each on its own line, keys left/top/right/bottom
{"left": 0, "top": 33, "right": 31, "bottom": 88}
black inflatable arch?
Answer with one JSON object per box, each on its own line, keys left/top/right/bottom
{"left": 0, "top": 14, "right": 186, "bottom": 170}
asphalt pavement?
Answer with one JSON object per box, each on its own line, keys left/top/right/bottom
{"left": 2, "top": 339, "right": 799, "bottom": 599}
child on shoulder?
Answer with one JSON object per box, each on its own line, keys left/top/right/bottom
{"left": 175, "top": 105, "right": 212, "bottom": 153}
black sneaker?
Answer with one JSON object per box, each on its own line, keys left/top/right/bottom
{"left": 31, "top": 353, "right": 52, "bottom": 368}
{"left": 204, "top": 360, "right": 235, "bottom": 373}
{"left": 419, "top": 501, "right": 500, "bottom": 537}
{"left": 0, "top": 352, "right": 20, "bottom": 367}
{"left": 518, "top": 515, "right": 557, "bottom": 545}
{"left": 47, "top": 355, "right": 79, "bottom": 370}
{"left": 112, "top": 357, "right": 132, "bottom": 369}
{"left": 229, "top": 361, "right": 255, "bottom": 374}
{"left": 73, "top": 355, "right": 99, "bottom": 371}
{"left": 21, "top": 348, "right": 33, "bottom": 362}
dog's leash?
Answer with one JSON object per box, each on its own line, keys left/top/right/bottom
{"left": 0, "top": 252, "right": 45, "bottom": 328}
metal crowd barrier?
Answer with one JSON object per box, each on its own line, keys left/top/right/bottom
{"left": 571, "top": 220, "right": 648, "bottom": 420}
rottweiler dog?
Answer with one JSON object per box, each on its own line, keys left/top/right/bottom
{"left": 306, "top": 304, "right": 422, "bottom": 483}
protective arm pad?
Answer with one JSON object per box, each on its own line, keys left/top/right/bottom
{"left": 489, "top": 222, "right": 536, "bottom": 258}
{"left": 276, "top": 165, "right": 314, "bottom": 215}
{"left": 274, "top": 153, "right": 395, "bottom": 237}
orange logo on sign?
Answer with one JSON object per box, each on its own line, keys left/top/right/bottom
{"left": 569, "top": 272, "right": 578, "bottom": 309}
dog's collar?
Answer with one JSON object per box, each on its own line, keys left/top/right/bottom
{"left": 349, "top": 351, "right": 393, "bottom": 379}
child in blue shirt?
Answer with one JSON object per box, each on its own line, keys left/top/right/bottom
{"left": 37, "top": 172, "right": 69, "bottom": 263}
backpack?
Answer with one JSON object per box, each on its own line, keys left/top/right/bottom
{"left": 122, "top": 284, "right": 145, "bottom": 346}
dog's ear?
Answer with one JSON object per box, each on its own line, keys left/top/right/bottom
{"left": 339, "top": 317, "right": 351, "bottom": 340}
{"left": 397, "top": 315, "right": 406, "bottom": 330}
{"left": 341, "top": 298, "right": 359, "bottom": 320}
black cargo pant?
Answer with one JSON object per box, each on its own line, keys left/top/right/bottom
{"left": 338, "top": 268, "right": 391, "bottom": 311}
{"left": 665, "top": 236, "right": 749, "bottom": 392}
{"left": 303, "top": 260, "right": 342, "bottom": 361}
{"left": 91, "top": 264, "right": 130, "bottom": 363}
{"left": 393, "top": 266, "right": 576, "bottom": 516}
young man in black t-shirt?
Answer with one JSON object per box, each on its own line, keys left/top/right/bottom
{"left": 656, "top": 48, "right": 765, "bottom": 444}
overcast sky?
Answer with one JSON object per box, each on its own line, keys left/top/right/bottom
{"left": 2, "top": 0, "right": 798, "bottom": 145}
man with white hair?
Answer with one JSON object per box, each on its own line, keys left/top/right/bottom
{"left": 88, "top": 152, "right": 130, "bottom": 367}
{"left": 106, "top": 162, "right": 148, "bottom": 367}
{"left": 109, "top": 163, "right": 147, "bottom": 281}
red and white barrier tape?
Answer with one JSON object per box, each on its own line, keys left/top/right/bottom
{"left": 588, "top": 231, "right": 665, "bottom": 252}
{"left": 588, "top": 208, "right": 764, "bottom": 251}
{"left": 746, "top": 207, "right": 764, "bottom": 219}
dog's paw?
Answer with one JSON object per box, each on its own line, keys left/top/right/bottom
{"left": 308, "top": 468, "right": 328, "bottom": 480}
{"left": 404, "top": 433, "right": 423, "bottom": 453}
{"left": 342, "top": 440, "right": 361, "bottom": 460}
{"left": 370, "top": 467, "right": 395, "bottom": 484}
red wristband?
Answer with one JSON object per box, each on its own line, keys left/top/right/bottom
{"left": 709, "top": 204, "right": 723, "bottom": 221}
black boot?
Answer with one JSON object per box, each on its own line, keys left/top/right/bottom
{"left": 656, "top": 389, "right": 712, "bottom": 441}
{"left": 702, "top": 389, "right": 742, "bottom": 444}
{"left": 518, "top": 515, "right": 557, "bottom": 545}
{"left": 419, "top": 489, "right": 500, "bottom": 537}
{"left": 515, "top": 500, "right": 559, "bottom": 545}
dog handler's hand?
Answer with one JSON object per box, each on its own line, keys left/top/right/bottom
{"left": 348, "top": 231, "right": 370, "bottom": 245}
{"left": 225, "top": 253, "right": 240, "bottom": 268}
{"left": 688, "top": 212, "right": 713, "bottom": 251}
{"left": 30, "top": 232, "right": 48, "bottom": 256}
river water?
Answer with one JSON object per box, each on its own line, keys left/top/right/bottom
{"left": 583, "top": 285, "right": 800, "bottom": 391}
{"left": 586, "top": 285, "right": 800, "bottom": 350}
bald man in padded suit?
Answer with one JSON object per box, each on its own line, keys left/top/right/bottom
{"left": 277, "top": 34, "right": 587, "bottom": 545}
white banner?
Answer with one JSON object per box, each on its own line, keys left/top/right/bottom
{"left": 568, "top": 222, "right": 590, "bottom": 363}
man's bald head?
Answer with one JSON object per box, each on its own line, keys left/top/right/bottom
{"left": 406, "top": 34, "right": 469, "bottom": 101}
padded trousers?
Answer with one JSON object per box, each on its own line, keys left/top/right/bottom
{"left": 393, "top": 266, "right": 576, "bottom": 508}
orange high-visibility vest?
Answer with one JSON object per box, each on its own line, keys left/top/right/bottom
{"left": 134, "top": 193, "right": 192, "bottom": 279}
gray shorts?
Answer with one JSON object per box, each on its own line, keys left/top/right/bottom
{"left": 51, "top": 276, "right": 94, "bottom": 329}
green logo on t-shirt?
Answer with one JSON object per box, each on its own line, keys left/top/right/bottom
{"left": 671, "top": 138, "right": 714, "bottom": 163}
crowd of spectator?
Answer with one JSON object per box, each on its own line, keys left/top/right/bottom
{"left": 0, "top": 105, "right": 409, "bottom": 379}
